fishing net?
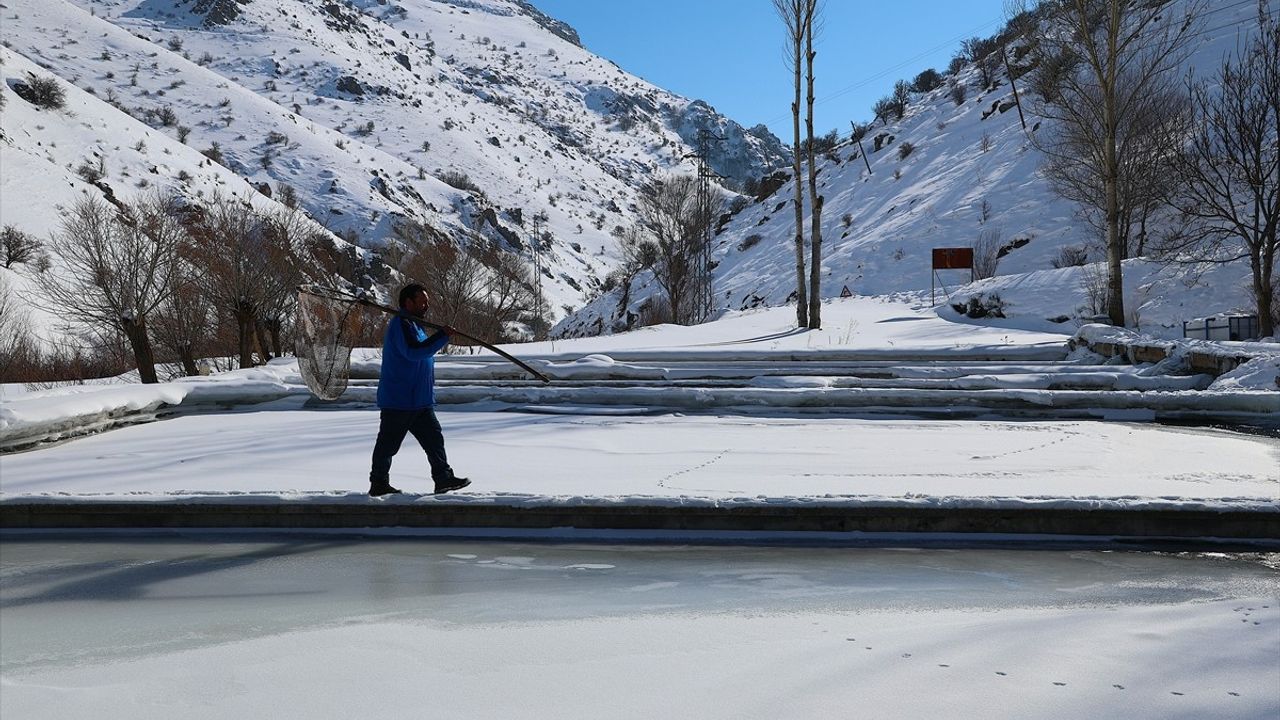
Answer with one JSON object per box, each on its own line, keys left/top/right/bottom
{"left": 295, "top": 285, "right": 376, "bottom": 400}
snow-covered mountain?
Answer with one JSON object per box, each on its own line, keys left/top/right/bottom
{"left": 557, "top": 0, "right": 1276, "bottom": 340}
{"left": 0, "top": 44, "right": 361, "bottom": 341}
{"left": 1, "top": 0, "right": 787, "bottom": 322}
{"left": 7, "top": 0, "right": 1275, "bottom": 346}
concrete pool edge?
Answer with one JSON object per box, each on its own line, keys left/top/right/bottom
{"left": 2, "top": 502, "right": 1277, "bottom": 540}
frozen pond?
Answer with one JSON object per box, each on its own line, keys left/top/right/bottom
{"left": 1, "top": 539, "right": 1277, "bottom": 719}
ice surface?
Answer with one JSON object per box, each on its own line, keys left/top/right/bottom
{"left": 1, "top": 540, "right": 1276, "bottom": 720}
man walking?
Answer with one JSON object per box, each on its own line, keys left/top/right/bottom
{"left": 368, "top": 283, "right": 470, "bottom": 497}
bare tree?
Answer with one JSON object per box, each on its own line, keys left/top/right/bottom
{"left": 1032, "top": 0, "right": 1204, "bottom": 326}
{"left": 1079, "top": 260, "right": 1109, "bottom": 316}
{"left": 978, "top": 51, "right": 1001, "bottom": 91}
{"left": 2, "top": 226, "right": 41, "bottom": 268}
{"left": 395, "top": 220, "right": 484, "bottom": 329}
{"left": 184, "top": 193, "right": 275, "bottom": 369}
{"left": 891, "top": 79, "right": 911, "bottom": 117}
{"left": 36, "top": 195, "right": 184, "bottom": 383}
{"left": 608, "top": 223, "right": 658, "bottom": 330}
{"left": 254, "top": 207, "right": 321, "bottom": 358}
{"left": 395, "top": 221, "right": 542, "bottom": 343}
{"left": 973, "top": 227, "right": 1003, "bottom": 280}
{"left": 774, "top": 0, "right": 809, "bottom": 327}
{"left": 627, "top": 175, "right": 705, "bottom": 325}
{"left": 1042, "top": 83, "right": 1189, "bottom": 258}
{"left": 150, "top": 262, "right": 209, "bottom": 377}
{"left": 0, "top": 273, "right": 35, "bottom": 381}
{"left": 473, "top": 241, "right": 541, "bottom": 342}
{"left": 619, "top": 224, "right": 659, "bottom": 278}
{"left": 1164, "top": 8, "right": 1279, "bottom": 336}
{"left": 804, "top": 0, "right": 825, "bottom": 329}
{"left": 1052, "top": 244, "right": 1090, "bottom": 268}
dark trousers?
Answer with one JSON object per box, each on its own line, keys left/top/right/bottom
{"left": 370, "top": 408, "right": 452, "bottom": 484}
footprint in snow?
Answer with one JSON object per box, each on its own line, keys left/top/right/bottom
{"left": 1228, "top": 692, "right": 1241, "bottom": 697}
{"left": 1113, "top": 685, "right": 1125, "bottom": 690}
{"left": 1053, "top": 682, "right": 1067, "bottom": 687}
{"left": 938, "top": 664, "right": 950, "bottom": 668}
{"left": 1171, "top": 692, "right": 1185, "bottom": 696}
{"left": 996, "top": 672, "right": 1008, "bottom": 676}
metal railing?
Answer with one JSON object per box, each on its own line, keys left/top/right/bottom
{"left": 1182, "top": 316, "right": 1259, "bottom": 341}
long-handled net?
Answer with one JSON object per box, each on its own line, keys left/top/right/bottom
{"left": 296, "top": 286, "right": 370, "bottom": 400}
{"left": 296, "top": 284, "right": 550, "bottom": 400}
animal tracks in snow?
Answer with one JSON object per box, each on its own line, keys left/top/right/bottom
{"left": 836, "top": 618, "right": 1258, "bottom": 701}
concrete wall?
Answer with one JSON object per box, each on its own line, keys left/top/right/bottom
{"left": 2, "top": 503, "right": 1276, "bottom": 539}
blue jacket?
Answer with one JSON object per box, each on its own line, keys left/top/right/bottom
{"left": 376, "top": 315, "right": 450, "bottom": 409}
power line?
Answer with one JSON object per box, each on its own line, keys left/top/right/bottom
{"left": 760, "top": 15, "right": 1005, "bottom": 128}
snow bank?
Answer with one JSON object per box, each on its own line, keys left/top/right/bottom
{"left": 531, "top": 354, "right": 670, "bottom": 381}
{"left": 1070, "top": 323, "right": 1280, "bottom": 391}
{"left": 0, "top": 365, "right": 298, "bottom": 449}
{"left": 1073, "top": 323, "right": 1279, "bottom": 357}
{"left": 5, "top": 489, "right": 1275, "bottom": 515}
{"left": 1210, "top": 356, "right": 1280, "bottom": 392}
{"left": 1073, "top": 323, "right": 1175, "bottom": 350}
{"left": 0, "top": 383, "right": 189, "bottom": 441}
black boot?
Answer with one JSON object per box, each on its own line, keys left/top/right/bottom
{"left": 434, "top": 473, "right": 470, "bottom": 494}
{"left": 369, "top": 480, "right": 402, "bottom": 497}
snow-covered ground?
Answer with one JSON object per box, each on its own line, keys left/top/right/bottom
{"left": 2, "top": 540, "right": 1276, "bottom": 720}
{"left": 518, "top": 292, "right": 1069, "bottom": 357}
{"left": 1, "top": 297, "right": 1275, "bottom": 510}
{"left": 3, "top": 406, "right": 1277, "bottom": 513}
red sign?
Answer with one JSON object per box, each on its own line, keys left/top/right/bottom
{"left": 932, "top": 247, "right": 974, "bottom": 270}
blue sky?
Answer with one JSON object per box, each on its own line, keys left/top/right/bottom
{"left": 533, "top": 0, "right": 1010, "bottom": 141}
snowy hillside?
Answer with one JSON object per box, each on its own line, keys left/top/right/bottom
{"left": 4, "top": 0, "right": 786, "bottom": 320}
{"left": 557, "top": 0, "right": 1275, "bottom": 340}
{"left": 0, "top": 46, "right": 354, "bottom": 342}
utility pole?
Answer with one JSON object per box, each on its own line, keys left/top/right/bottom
{"left": 1002, "top": 46, "right": 1027, "bottom": 130}
{"left": 683, "top": 129, "right": 723, "bottom": 324}
{"left": 1001, "top": 0, "right": 1030, "bottom": 132}
{"left": 530, "top": 210, "right": 548, "bottom": 335}
{"left": 851, "top": 121, "right": 872, "bottom": 175}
